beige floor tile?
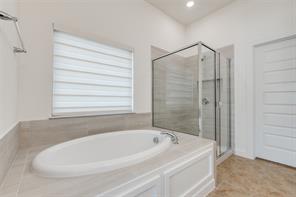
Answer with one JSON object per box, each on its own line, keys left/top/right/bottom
{"left": 208, "top": 156, "right": 296, "bottom": 197}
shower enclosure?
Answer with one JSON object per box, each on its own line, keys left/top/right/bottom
{"left": 152, "top": 42, "right": 232, "bottom": 157}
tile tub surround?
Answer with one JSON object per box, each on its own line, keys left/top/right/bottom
{"left": 0, "top": 131, "right": 215, "bottom": 197}
{"left": 0, "top": 124, "right": 19, "bottom": 186}
{"left": 19, "top": 113, "right": 152, "bottom": 148}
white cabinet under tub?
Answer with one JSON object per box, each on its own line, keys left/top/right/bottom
{"left": 99, "top": 144, "right": 215, "bottom": 197}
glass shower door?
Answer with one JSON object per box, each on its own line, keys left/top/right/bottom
{"left": 219, "top": 56, "right": 231, "bottom": 155}
{"left": 152, "top": 43, "right": 232, "bottom": 157}
{"left": 199, "top": 45, "right": 217, "bottom": 143}
{"left": 199, "top": 45, "right": 232, "bottom": 156}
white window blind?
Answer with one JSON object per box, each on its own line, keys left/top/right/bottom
{"left": 52, "top": 31, "right": 133, "bottom": 116}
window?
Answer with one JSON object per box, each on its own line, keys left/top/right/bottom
{"left": 52, "top": 31, "right": 133, "bottom": 117}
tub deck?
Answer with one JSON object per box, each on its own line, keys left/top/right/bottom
{"left": 0, "top": 129, "right": 215, "bottom": 197}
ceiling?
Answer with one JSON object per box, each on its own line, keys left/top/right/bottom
{"left": 145, "top": 0, "right": 235, "bottom": 25}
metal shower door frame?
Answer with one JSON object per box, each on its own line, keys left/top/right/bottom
{"left": 197, "top": 43, "right": 221, "bottom": 156}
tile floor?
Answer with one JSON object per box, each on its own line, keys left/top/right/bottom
{"left": 209, "top": 156, "right": 296, "bottom": 197}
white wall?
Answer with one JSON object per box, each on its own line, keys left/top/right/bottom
{"left": 185, "top": 0, "right": 296, "bottom": 158}
{"left": 0, "top": 0, "right": 19, "bottom": 138}
{"left": 15, "top": 0, "right": 296, "bottom": 160}
{"left": 18, "top": 0, "right": 185, "bottom": 121}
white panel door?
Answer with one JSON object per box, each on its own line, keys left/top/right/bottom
{"left": 255, "top": 36, "right": 296, "bottom": 167}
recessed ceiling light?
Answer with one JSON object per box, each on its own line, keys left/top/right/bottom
{"left": 186, "top": 1, "right": 195, "bottom": 8}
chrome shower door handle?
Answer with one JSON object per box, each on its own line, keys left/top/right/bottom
{"left": 202, "top": 97, "right": 210, "bottom": 105}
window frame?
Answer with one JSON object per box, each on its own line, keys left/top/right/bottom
{"left": 50, "top": 28, "right": 134, "bottom": 118}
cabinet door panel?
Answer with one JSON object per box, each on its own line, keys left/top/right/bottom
{"left": 163, "top": 148, "right": 214, "bottom": 197}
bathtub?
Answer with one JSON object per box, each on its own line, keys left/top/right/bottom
{"left": 32, "top": 130, "right": 171, "bottom": 178}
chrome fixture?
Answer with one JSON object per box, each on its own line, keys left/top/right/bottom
{"left": 202, "top": 97, "right": 210, "bottom": 105}
{"left": 0, "top": 11, "right": 26, "bottom": 53}
{"left": 161, "top": 132, "right": 179, "bottom": 144}
{"left": 0, "top": 11, "right": 17, "bottom": 21}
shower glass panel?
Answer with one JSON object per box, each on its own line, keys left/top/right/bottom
{"left": 219, "top": 57, "right": 231, "bottom": 155}
{"left": 152, "top": 45, "right": 199, "bottom": 136}
{"left": 152, "top": 42, "right": 232, "bottom": 157}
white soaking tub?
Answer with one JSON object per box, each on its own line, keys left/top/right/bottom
{"left": 32, "top": 130, "right": 171, "bottom": 178}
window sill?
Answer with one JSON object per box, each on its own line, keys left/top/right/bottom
{"left": 49, "top": 111, "right": 135, "bottom": 120}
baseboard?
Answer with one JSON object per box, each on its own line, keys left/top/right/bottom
{"left": 217, "top": 150, "right": 233, "bottom": 165}
{"left": 234, "top": 150, "right": 255, "bottom": 160}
